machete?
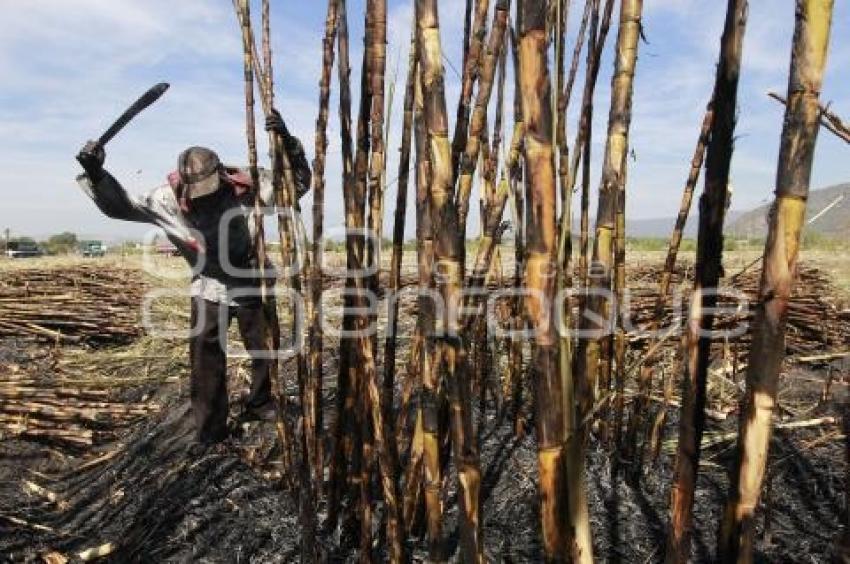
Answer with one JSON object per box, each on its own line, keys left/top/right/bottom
{"left": 97, "top": 82, "right": 170, "bottom": 146}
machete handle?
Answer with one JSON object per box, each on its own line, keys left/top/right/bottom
{"left": 97, "top": 82, "right": 170, "bottom": 147}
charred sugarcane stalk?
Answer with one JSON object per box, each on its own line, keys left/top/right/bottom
{"left": 455, "top": 0, "right": 510, "bottom": 242}
{"left": 417, "top": 0, "right": 484, "bottom": 559}
{"left": 393, "top": 32, "right": 424, "bottom": 534}
{"left": 552, "top": 3, "right": 596, "bottom": 561}
{"left": 610, "top": 165, "right": 630, "bottom": 458}
{"left": 411, "top": 64, "right": 441, "bottom": 554}
{"left": 347, "top": 9, "right": 376, "bottom": 558}
{"left": 574, "top": 0, "right": 614, "bottom": 297}
{"left": 355, "top": 2, "right": 405, "bottom": 560}
{"left": 327, "top": 0, "right": 358, "bottom": 531}
{"left": 366, "top": 0, "right": 389, "bottom": 282}
{"left": 258, "top": 1, "right": 318, "bottom": 558}
{"left": 308, "top": 0, "right": 339, "bottom": 496}
{"left": 563, "top": 0, "right": 593, "bottom": 118}
{"left": 768, "top": 90, "right": 850, "bottom": 145}
{"left": 235, "top": 0, "right": 294, "bottom": 492}
{"left": 464, "top": 15, "right": 511, "bottom": 332}
{"left": 665, "top": 1, "right": 748, "bottom": 562}
{"left": 484, "top": 24, "right": 509, "bottom": 217}
{"left": 556, "top": 0, "right": 591, "bottom": 285}
{"left": 517, "top": 0, "right": 569, "bottom": 558}
{"left": 718, "top": 2, "right": 833, "bottom": 561}
{"left": 575, "top": 0, "right": 643, "bottom": 436}
{"left": 384, "top": 25, "right": 418, "bottom": 486}
{"left": 507, "top": 23, "right": 528, "bottom": 436}
{"left": 636, "top": 103, "right": 713, "bottom": 473}
{"left": 463, "top": 181, "right": 510, "bottom": 332}
{"left": 452, "top": 0, "right": 492, "bottom": 182}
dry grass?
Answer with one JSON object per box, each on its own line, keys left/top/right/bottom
{"left": 3, "top": 245, "right": 847, "bottom": 299}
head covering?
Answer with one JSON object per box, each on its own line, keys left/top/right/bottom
{"left": 178, "top": 146, "right": 222, "bottom": 200}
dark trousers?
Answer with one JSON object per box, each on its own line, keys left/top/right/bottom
{"left": 189, "top": 297, "right": 275, "bottom": 443}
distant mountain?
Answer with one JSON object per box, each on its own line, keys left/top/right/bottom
{"left": 625, "top": 217, "right": 691, "bottom": 238}
{"left": 625, "top": 211, "right": 743, "bottom": 239}
{"left": 621, "top": 183, "right": 849, "bottom": 240}
{"left": 727, "top": 183, "right": 850, "bottom": 239}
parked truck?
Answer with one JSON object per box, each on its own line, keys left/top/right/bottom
{"left": 5, "top": 240, "right": 44, "bottom": 258}
{"left": 79, "top": 240, "right": 107, "bottom": 257}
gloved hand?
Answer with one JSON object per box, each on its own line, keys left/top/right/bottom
{"left": 264, "top": 108, "right": 311, "bottom": 198}
{"left": 76, "top": 140, "right": 106, "bottom": 182}
{"left": 264, "top": 108, "right": 291, "bottom": 138}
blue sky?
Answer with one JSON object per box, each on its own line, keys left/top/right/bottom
{"left": 0, "top": 0, "right": 847, "bottom": 241}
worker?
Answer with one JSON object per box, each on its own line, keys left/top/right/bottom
{"left": 74, "top": 109, "right": 310, "bottom": 445}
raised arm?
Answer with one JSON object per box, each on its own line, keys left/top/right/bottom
{"left": 75, "top": 140, "right": 201, "bottom": 256}
{"left": 76, "top": 141, "right": 153, "bottom": 223}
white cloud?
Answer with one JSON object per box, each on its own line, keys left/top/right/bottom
{"left": 0, "top": 0, "right": 847, "bottom": 242}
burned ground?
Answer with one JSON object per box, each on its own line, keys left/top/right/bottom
{"left": 0, "top": 257, "right": 847, "bottom": 562}
{"left": 2, "top": 349, "right": 846, "bottom": 562}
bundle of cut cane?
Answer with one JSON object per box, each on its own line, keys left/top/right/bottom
{"left": 0, "top": 266, "right": 144, "bottom": 345}
{"left": 626, "top": 263, "right": 849, "bottom": 356}
{"left": 0, "top": 365, "right": 158, "bottom": 449}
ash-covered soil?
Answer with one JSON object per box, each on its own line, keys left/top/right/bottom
{"left": 2, "top": 339, "right": 847, "bottom": 563}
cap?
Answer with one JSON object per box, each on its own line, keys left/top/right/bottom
{"left": 178, "top": 146, "right": 222, "bottom": 199}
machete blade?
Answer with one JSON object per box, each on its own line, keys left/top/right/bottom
{"left": 97, "top": 82, "right": 170, "bottom": 146}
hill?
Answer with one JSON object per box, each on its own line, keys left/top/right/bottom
{"left": 621, "top": 183, "right": 849, "bottom": 240}
{"left": 727, "top": 183, "right": 850, "bottom": 239}
{"left": 625, "top": 211, "right": 744, "bottom": 239}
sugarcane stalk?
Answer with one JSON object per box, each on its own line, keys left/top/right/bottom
{"left": 718, "top": 2, "right": 833, "bottom": 561}
{"left": 507, "top": 23, "right": 527, "bottom": 437}
{"left": 576, "top": 0, "right": 617, "bottom": 447}
{"left": 484, "top": 24, "right": 510, "bottom": 213}
{"left": 451, "top": 0, "right": 492, "bottom": 182}
{"left": 556, "top": 0, "right": 591, "bottom": 287}
{"left": 455, "top": 0, "right": 511, "bottom": 244}
{"left": 327, "top": 0, "right": 357, "bottom": 531}
{"left": 569, "top": 0, "right": 602, "bottom": 296}
{"left": 366, "top": 0, "right": 389, "bottom": 283}
{"left": 348, "top": 9, "right": 375, "bottom": 557}
{"left": 563, "top": 0, "right": 592, "bottom": 117}
{"left": 517, "top": 1, "right": 569, "bottom": 558}
{"left": 574, "top": 0, "right": 609, "bottom": 295}
{"left": 361, "top": 331, "right": 405, "bottom": 562}
{"left": 417, "top": 0, "right": 484, "bottom": 560}
{"left": 463, "top": 182, "right": 510, "bottom": 332}
{"left": 2, "top": 425, "right": 94, "bottom": 448}
{"left": 355, "top": 3, "right": 405, "bottom": 560}
{"left": 665, "top": 1, "right": 749, "bottom": 562}
{"left": 463, "top": 19, "right": 511, "bottom": 332}
{"left": 309, "top": 0, "right": 339, "bottom": 498}
{"left": 768, "top": 90, "right": 850, "bottom": 145}
{"left": 635, "top": 102, "right": 713, "bottom": 474}
{"left": 235, "top": 0, "right": 294, "bottom": 493}
{"left": 575, "top": 0, "right": 643, "bottom": 434}
{"left": 560, "top": 289, "right": 593, "bottom": 564}
{"left": 553, "top": 0, "right": 566, "bottom": 153}
{"left": 384, "top": 25, "right": 417, "bottom": 489}
{"left": 258, "top": 0, "right": 304, "bottom": 351}
{"left": 611, "top": 164, "right": 626, "bottom": 458}
{"left": 462, "top": 0, "right": 474, "bottom": 61}
{"left": 553, "top": 4, "right": 595, "bottom": 557}
{"left": 258, "top": 2, "right": 318, "bottom": 558}
{"left": 475, "top": 28, "right": 510, "bottom": 403}
{"left": 410, "top": 59, "right": 442, "bottom": 558}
